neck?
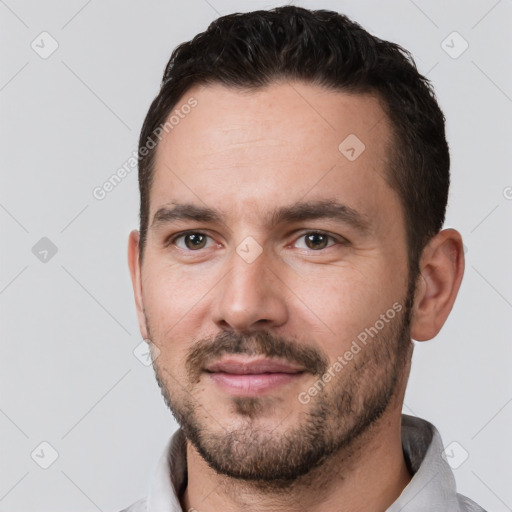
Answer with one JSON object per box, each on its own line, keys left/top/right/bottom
{"left": 180, "top": 407, "right": 412, "bottom": 512}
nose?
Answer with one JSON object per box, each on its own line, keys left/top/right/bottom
{"left": 211, "top": 245, "right": 289, "bottom": 333}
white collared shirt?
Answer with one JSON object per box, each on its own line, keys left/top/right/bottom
{"left": 120, "top": 414, "right": 486, "bottom": 512}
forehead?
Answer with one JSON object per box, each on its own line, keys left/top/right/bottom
{"left": 150, "top": 81, "right": 399, "bottom": 230}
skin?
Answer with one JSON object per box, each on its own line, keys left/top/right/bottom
{"left": 128, "top": 81, "right": 465, "bottom": 512}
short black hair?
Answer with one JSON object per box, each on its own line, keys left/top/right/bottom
{"left": 137, "top": 5, "right": 450, "bottom": 281}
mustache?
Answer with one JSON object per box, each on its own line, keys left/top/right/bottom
{"left": 186, "top": 330, "right": 329, "bottom": 383}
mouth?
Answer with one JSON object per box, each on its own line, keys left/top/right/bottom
{"left": 203, "top": 357, "right": 306, "bottom": 395}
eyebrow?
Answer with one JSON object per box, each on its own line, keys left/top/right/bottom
{"left": 151, "top": 199, "right": 372, "bottom": 235}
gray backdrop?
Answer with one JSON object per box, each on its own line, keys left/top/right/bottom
{"left": 1, "top": 0, "right": 511, "bottom": 511}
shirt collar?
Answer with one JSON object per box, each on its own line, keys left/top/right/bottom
{"left": 147, "top": 425, "right": 187, "bottom": 512}
{"left": 145, "top": 414, "right": 465, "bottom": 512}
{"left": 387, "top": 414, "right": 461, "bottom": 511}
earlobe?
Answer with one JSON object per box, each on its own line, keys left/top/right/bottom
{"left": 410, "top": 229, "right": 465, "bottom": 342}
{"left": 127, "top": 229, "right": 149, "bottom": 340}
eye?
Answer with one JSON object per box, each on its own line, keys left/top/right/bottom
{"left": 166, "top": 230, "right": 345, "bottom": 252}
{"left": 293, "top": 231, "right": 342, "bottom": 251}
{"left": 170, "top": 231, "right": 215, "bottom": 251}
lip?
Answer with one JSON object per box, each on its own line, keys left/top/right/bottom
{"left": 204, "top": 357, "right": 306, "bottom": 396}
{"left": 204, "top": 357, "right": 305, "bottom": 374}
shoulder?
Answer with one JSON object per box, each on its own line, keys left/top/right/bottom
{"left": 118, "top": 496, "right": 147, "bottom": 512}
{"left": 457, "top": 493, "right": 487, "bottom": 511}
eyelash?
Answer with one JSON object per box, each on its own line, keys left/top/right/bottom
{"left": 165, "top": 230, "right": 347, "bottom": 252}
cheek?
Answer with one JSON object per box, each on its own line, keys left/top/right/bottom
{"left": 143, "top": 259, "right": 213, "bottom": 321}
{"left": 290, "top": 266, "right": 400, "bottom": 356}
{"left": 141, "top": 265, "right": 213, "bottom": 364}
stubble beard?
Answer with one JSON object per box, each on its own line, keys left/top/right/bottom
{"left": 148, "top": 283, "right": 414, "bottom": 485}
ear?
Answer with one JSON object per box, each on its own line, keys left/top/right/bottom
{"left": 410, "top": 228, "right": 465, "bottom": 341}
{"left": 128, "top": 229, "right": 149, "bottom": 340}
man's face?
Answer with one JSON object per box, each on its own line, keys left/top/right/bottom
{"left": 131, "top": 81, "right": 415, "bottom": 481}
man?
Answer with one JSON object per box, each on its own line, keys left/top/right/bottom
{"left": 124, "top": 5, "right": 485, "bottom": 511}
